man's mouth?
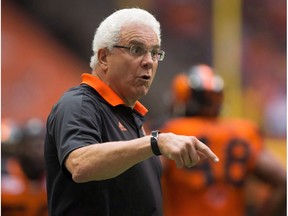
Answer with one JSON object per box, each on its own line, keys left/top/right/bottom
{"left": 140, "top": 74, "right": 151, "bottom": 81}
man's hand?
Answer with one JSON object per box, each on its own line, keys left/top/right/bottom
{"left": 158, "top": 133, "right": 219, "bottom": 168}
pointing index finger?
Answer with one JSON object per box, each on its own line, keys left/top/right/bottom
{"left": 195, "top": 140, "right": 219, "bottom": 163}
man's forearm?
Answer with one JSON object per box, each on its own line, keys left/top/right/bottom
{"left": 65, "top": 136, "right": 153, "bottom": 182}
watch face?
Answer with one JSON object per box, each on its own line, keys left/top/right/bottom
{"left": 152, "top": 130, "right": 159, "bottom": 139}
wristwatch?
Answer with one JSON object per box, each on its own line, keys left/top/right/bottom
{"left": 151, "top": 130, "right": 161, "bottom": 155}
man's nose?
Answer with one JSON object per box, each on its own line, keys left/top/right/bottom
{"left": 141, "top": 52, "right": 154, "bottom": 69}
{"left": 142, "top": 51, "right": 154, "bottom": 62}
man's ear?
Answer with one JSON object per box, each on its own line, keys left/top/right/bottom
{"left": 98, "top": 48, "right": 109, "bottom": 71}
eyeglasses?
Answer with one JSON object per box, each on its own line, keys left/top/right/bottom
{"left": 113, "top": 45, "right": 165, "bottom": 61}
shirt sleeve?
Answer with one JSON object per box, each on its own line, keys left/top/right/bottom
{"left": 47, "top": 88, "right": 103, "bottom": 168}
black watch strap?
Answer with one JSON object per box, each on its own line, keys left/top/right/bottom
{"left": 151, "top": 130, "right": 161, "bottom": 156}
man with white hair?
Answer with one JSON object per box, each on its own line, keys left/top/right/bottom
{"left": 44, "top": 8, "right": 219, "bottom": 215}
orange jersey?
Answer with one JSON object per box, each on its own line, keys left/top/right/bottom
{"left": 160, "top": 117, "right": 263, "bottom": 216}
{"left": 1, "top": 158, "right": 48, "bottom": 216}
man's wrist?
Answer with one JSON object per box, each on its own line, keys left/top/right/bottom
{"left": 150, "top": 130, "right": 161, "bottom": 156}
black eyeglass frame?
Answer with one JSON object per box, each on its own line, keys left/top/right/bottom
{"left": 113, "top": 45, "right": 165, "bottom": 61}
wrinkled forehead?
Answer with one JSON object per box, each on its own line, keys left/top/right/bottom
{"left": 119, "top": 23, "right": 160, "bottom": 46}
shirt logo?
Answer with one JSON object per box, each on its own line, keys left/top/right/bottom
{"left": 118, "top": 122, "right": 127, "bottom": 131}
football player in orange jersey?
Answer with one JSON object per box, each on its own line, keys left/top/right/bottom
{"left": 1, "top": 118, "right": 48, "bottom": 216}
{"left": 160, "top": 64, "right": 286, "bottom": 216}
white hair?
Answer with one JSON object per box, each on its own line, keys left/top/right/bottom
{"left": 90, "top": 8, "right": 161, "bottom": 69}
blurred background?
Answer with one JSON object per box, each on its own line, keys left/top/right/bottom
{"left": 1, "top": 0, "right": 286, "bottom": 214}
